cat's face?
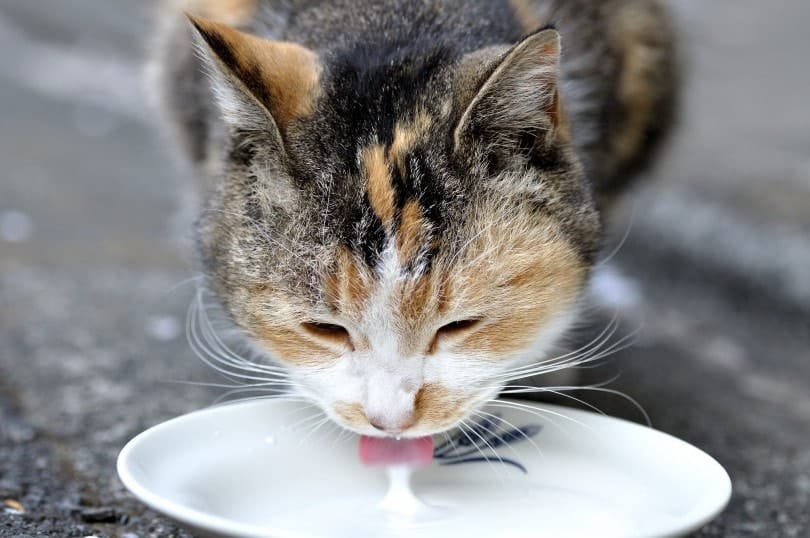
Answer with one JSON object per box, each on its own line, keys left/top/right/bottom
{"left": 191, "top": 18, "right": 601, "bottom": 436}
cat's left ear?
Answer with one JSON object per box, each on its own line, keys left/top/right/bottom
{"left": 453, "top": 28, "right": 566, "bottom": 155}
{"left": 188, "top": 16, "right": 321, "bottom": 142}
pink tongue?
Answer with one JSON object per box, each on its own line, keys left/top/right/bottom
{"left": 359, "top": 435, "right": 434, "bottom": 467}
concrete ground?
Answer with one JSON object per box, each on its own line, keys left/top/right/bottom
{"left": 1, "top": 1, "right": 808, "bottom": 537}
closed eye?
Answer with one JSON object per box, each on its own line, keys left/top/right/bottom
{"left": 430, "top": 319, "right": 481, "bottom": 353}
{"left": 437, "top": 319, "right": 481, "bottom": 336}
{"left": 301, "top": 321, "right": 352, "bottom": 348}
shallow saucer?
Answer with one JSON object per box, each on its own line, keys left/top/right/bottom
{"left": 118, "top": 399, "right": 731, "bottom": 537}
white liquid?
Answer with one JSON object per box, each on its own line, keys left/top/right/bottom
{"left": 259, "top": 466, "right": 451, "bottom": 537}
{"left": 245, "top": 472, "right": 636, "bottom": 538}
{"left": 380, "top": 466, "right": 424, "bottom": 514}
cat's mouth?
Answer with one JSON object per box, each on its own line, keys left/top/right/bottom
{"left": 329, "top": 414, "right": 460, "bottom": 439}
{"left": 326, "top": 390, "right": 501, "bottom": 440}
{"left": 293, "top": 375, "right": 504, "bottom": 440}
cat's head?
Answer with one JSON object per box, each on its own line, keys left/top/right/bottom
{"left": 190, "top": 18, "right": 601, "bottom": 437}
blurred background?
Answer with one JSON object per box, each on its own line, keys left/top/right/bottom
{"left": 1, "top": 1, "right": 808, "bottom": 536}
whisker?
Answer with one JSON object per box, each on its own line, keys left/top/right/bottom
{"left": 595, "top": 200, "right": 637, "bottom": 268}
{"left": 441, "top": 430, "right": 460, "bottom": 459}
{"left": 501, "top": 321, "right": 640, "bottom": 381}
{"left": 524, "top": 329, "right": 640, "bottom": 379}
{"left": 500, "top": 371, "right": 621, "bottom": 397}
{"left": 298, "top": 415, "right": 333, "bottom": 446}
{"left": 212, "top": 385, "right": 293, "bottom": 405}
{"left": 497, "top": 315, "right": 620, "bottom": 380}
{"left": 484, "top": 402, "right": 572, "bottom": 442}
{"left": 330, "top": 425, "right": 356, "bottom": 448}
{"left": 208, "top": 393, "right": 310, "bottom": 408}
{"left": 473, "top": 409, "right": 544, "bottom": 459}
{"left": 460, "top": 417, "right": 510, "bottom": 480}
{"left": 187, "top": 298, "right": 265, "bottom": 382}
{"left": 322, "top": 421, "right": 344, "bottom": 447}
{"left": 468, "top": 410, "right": 536, "bottom": 471}
{"left": 457, "top": 419, "right": 501, "bottom": 478}
{"left": 486, "top": 400, "right": 590, "bottom": 438}
{"left": 162, "top": 273, "right": 205, "bottom": 295}
{"left": 197, "top": 290, "right": 289, "bottom": 376}
{"left": 165, "top": 379, "right": 292, "bottom": 389}
{"left": 187, "top": 296, "right": 289, "bottom": 383}
{"left": 501, "top": 386, "right": 608, "bottom": 417}
{"left": 522, "top": 385, "right": 651, "bottom": 427}
{"left": 287, "top": 408, "right": 330, "bottom": 433}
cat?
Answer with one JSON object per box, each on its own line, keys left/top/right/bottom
{"left": 151, "top": 0, "right": 677, "bottom": 436}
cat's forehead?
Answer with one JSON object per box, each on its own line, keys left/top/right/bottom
{"left": 288, "top": 59, "right": 468, "bottom": 269}
{"left": 294, "top": 43, "right": 459, "bottom": 176}
{"left": 319, "top": 43, "right": 457, "bottom": 148}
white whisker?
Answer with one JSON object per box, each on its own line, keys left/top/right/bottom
{"left": 298, "top": 415, "right": 333, "bottom": 446}
{"left": 208, "top": 393, "right": 310, "bottom": 408}
{"left": 486, "top": 400, "right": 591, "bottom": 437}
{"left": 457, "top": 420, "right": 501, "bottom": 478}
{"left": 187, "top": 297, "right": 284, "bottom": 383}
{"left": 196, "top": 289, "right": 288, "bottom": 376}
{"left": 461, "top": 418, "right": 511, "bottom": 482}
{"left": 469, "top": 410, "right": 535, "bottom": 471}
{"left": 473, "top": 409, "right": 544, "bottom": 459}
{"left": 595, "top": 200, "right": 636, "bottom": 268}
{"left": 497, "top": 315, "right": 621, "bottom": 380}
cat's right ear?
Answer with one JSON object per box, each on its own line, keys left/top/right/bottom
{"left": 453, "top": 28, "right": 566, "bottom": 158}
{"left": 187, "top": 16, "right": 322, "bottom": 143}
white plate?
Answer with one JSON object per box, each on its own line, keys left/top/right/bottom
{"left": 118, "top": 399, "right": 731, "bottom": 538}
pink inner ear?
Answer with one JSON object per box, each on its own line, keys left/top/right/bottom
{"left": 359, "top": 435, "right": 434, "bottom": 467}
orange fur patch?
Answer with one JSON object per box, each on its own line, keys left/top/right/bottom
{"left": 396, "top": 274, "right": 443, "bottom": 354}
{"left": 396, "top": 200, "right": 427, "bottom": 263}
{"left": 252, "top": 325, "right": 342, "bottom": 367}
{"left": 333, "top": 401, "right": 368, "bottom": 427}
{"left": 240, "top": 285, "right": 346, "bottom": 367}
{"left": 452, "top": 222, "right": 585, "bottom": 358}
{"left": 189, "top": 17, "right": 321, "bottom": 127}
{"left": 389, "top": 112, "right": 432, "bottom": 171}
{"left": 413, "top": 384, "right": 467, "bottom": 430}
{"left": 362, "top": 145, "right": 396, "bottom": 227}
{"left": 371, "top": 114, "right": 435, "bottom": 263}
{"left": 324, "top": 247, "right": 373, "bottom": 323}
{"left": 458, "top": 248, "right": 585, "bottom": 356}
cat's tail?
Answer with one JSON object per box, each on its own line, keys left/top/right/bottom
{"left": 598, "top": 0, "right": 680, "bottom": 206}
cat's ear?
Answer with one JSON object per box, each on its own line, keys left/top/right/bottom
{"left": 453, "top": 28, "right": 566, "bottom": 156}
{"left": 188, "top": 16, "right": 321, "bottom": 139}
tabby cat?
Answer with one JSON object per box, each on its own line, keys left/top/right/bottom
{"left": 152, "top": 0, "right": 676, "bottom": 435}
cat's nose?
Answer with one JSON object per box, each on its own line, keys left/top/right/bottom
{"left": 363, "top": 374, "right": 420, "bottom": 434}
{"left": 367, "top": 413, "right": 415, "bottom": 435}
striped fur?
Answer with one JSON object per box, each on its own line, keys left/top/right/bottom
{"left": 152, "top": 0, "right": 677, "bottom": 436}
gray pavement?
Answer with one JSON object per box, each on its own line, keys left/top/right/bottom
{"left": 1, "top": 1, "right": 809, "bottom": 537}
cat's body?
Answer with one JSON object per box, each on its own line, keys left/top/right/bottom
{"left": 152, "top": 0, "right": 676, "bottom": 435}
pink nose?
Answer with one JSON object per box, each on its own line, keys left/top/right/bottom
{"left": 367, "top": 414, "right": 415, "bottom": 435}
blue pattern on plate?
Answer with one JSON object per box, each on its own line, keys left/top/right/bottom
{"left": 433, "top": 415, "right": 542, "bottom": 474}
